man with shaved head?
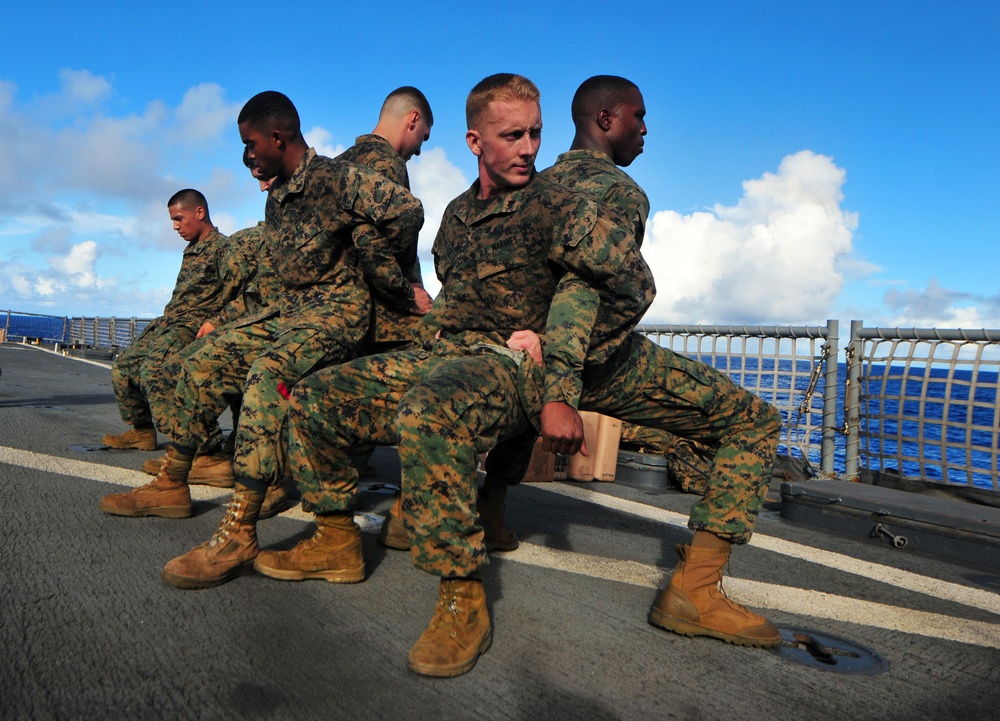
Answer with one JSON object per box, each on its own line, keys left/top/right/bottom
{"left": 337, "top": 86, "right": 434, "bottom": 350}
{"left": 507, "top": 75, "right": 784, "bottom": 650}
{"left": 101, "top": 189, "right": 236, "bottom": 484}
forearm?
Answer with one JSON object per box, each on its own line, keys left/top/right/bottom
{"left": 542, "top": 275, "right": 600, "bottom": 408}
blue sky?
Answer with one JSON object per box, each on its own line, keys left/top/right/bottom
{"left": 1, "top": 1, "right": 997, "bottom": 330}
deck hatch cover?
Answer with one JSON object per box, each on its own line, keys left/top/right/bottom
{"left": 775, "top": 626, "right": 889, "bottom": 675}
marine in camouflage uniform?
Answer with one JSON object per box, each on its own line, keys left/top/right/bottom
{"left": 542, "top": 148, "right": 780, "bottom": 546}
{"left": 337, "top": 134, "right": 425, "bottom": 349}
{"left": 534, "top": 76, "right": 782, "bottom": 649}
{"left": 105, "top": 193, "right": 239, "bottom": 450}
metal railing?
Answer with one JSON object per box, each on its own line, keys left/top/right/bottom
{"left": 637, "top": 321, "right": 840, "bottom": 475}
{"left": 848, "top": 321, "right": 1000, "bottom": 492}
{"left": 6, "top": 310, "right": 999, "bottom": 496}
{"left": 2, "top": 310, "right": 70, "bottom": 344}
{"left": 2, "top": 311, "right": 153, "bottom": 347}
{"left": 65, "top": 316, "right": 153, "bottom": 348}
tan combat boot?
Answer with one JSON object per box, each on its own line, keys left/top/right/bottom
{"left": 408, "top": 578, "right": 492, "bottom": 677}
{"left": 99, "top": 447, "right": 192, "bottom": 518}
{"left": 161, "top": 484, "right": 264, "bottom": 589}
{"left": 377, "top": 496, "right": 410, "bottom": 550}
{"left": 254, "top": 512, "right": 364, "bottom": 582}
{"left": 648, "top": 543, "right": 781, "bottom": 648}
{"left": 258, "top": 480, "right": 297, "bottom": 520}
{"left": 477, "top": 484, "right": 519, "bottom": 552}
{"left": 142, "top": 452, "right": 235, "bottom": 487}
{"left": 102, "top": 425, "right": 157, "bottom": 451}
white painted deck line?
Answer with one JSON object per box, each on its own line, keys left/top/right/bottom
{"left": 3, "top": 444, "right": 998, "bottom": 650}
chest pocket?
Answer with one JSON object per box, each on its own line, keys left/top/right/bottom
{"left": 476, "top": 235, "right": 532, "bottom": 280}
{"left": 277, "top": 212, "right": 349, "bottom": 285}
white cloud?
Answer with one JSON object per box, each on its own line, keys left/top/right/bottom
{"left": 0, "top": 240, "right": 118, "bottom": 310}
{"left": 170, "top": 83, "right": 241, "bottom": 146}
{"left": 305, "top": 126, "right": 345, "bottom": 159}
{"left": 47, "top": 240, "right": 105, "bottom": 288}
{"left": 642, "top": 150, "right": 862, "bottom": 325}
{"left": 882, "top": 278, "right": 1000, "bottom": 329}
{"left": 59, "top": 68, "right": 112, "bottom": 105}
{"left": 408, "top": 147, "right": 470, "bottom": 294}
{"left": 0, "top": 69, "right": 256, "bottom": 316}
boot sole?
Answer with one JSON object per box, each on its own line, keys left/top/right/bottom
{"left": 407, "top": 627, "right": 493, "bottom": 678}
{"left": 648, "top": 608, "right": 782, "bottom": 649}
{"left": 161, "top": 560, "right": 256, "bottom": 589}
{"left": 253, "top": 559, "right": 365, "bottom": 583}
{"left": 98, "top": 501, "right": 192, "bottom": 519}
{"left": 103, "top": 442, "right": 158, "bottom": 451}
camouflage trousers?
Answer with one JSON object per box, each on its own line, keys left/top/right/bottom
{"left": 287, "top": 338, "right": 539, "bottom": 577}
{"left": 160, "top": 316, "right": 362, "bottom": 485}
{"left": 110, "top": 320, "right": 196, "bottom": 427}
{"left": 581, "top": 334, "right": 781, "bottom": 544}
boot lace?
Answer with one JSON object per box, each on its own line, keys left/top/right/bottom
{"left": 430, "top": 585, "right": 462, "bottom": 635}
{"left": 209, "top": 495, "right": 243, "bottom": 548}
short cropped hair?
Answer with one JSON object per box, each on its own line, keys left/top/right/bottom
{"left": 571, "top": 75, "right": 639, "bottom": 123}
{"left": 238, "top": 91, "right": 301, "bottom": 138}
{"left": 466, "top": 74, "right": 540, "bottom": 129}
{"left": 167, "top": 188, "right": 208, "bottom": 211}
{"left": 382, "top": 86, "right": 434, "bottom": 126}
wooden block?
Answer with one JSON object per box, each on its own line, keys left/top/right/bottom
{"left": 521, "top": 437, "right": 555, "bottom": 482}
{"left": 567, "top": 411, "right": 622, "bottom": 482}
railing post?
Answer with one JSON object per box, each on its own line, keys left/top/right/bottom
{"left": 844, "top": 319, "right": 863, "bottom": 480}
{"left": 820, "top": 319, "right": 839, "bottom": 474}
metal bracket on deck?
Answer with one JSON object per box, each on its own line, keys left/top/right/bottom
{"left": 872, "top": 522, "right": 908, "bottom": 548}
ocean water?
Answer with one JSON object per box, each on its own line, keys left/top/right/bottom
{"left": 711, "top": 356, "right": 998, "bottom": 491}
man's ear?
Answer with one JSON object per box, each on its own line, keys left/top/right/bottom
{"left": 597, "top": 108, "right": 613, "bottom": 132}
{"left": 271, "top": 129, "right": 286, "bottom": 151}
{"left": 195, "top": 206, "right": 206, "bottom": 220}
{"left": 466, "top": 129, "right": 482, "bottom": 156}
{"left": 408, "top": 109, "right": 420, "bottom": 131}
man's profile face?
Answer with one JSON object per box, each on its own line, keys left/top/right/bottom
{"left": 169, "top": 204, "right": 204, "bottom": 242}
{"left": 239, "top": 122, "right": 282, "bottom": 179}
{"left": 467, "top": 99, "right": 542, "bottom": 199}
{"left": 607, "top": 87, "right": 646, "bottom": 167}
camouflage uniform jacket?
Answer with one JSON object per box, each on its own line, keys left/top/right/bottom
{"left": 248, "top": 148, "right": 424, "bottom": 332}
{"left": 338, "top": 135, "right": 424, "bottom": 343}
{"left": 419, "top": 173, "right": 633, "bottom": 409}
{"left": 540, "top": 151, "right": 656, "bottom": 381}
{"left": 543, "top": 149, "right": 650, "bottom": 245}
{"left": 206, "top": 222, "right": 271, "bottom": 329}
{"left": 158, "top": 228, "right": 237, "bottom": 331}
